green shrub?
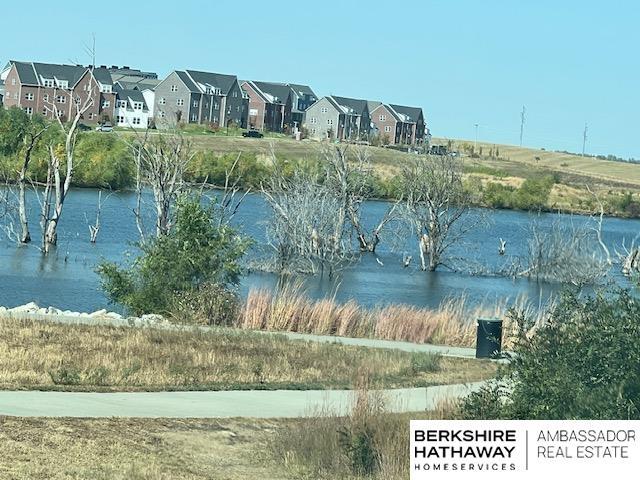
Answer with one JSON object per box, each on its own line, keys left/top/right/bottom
{"left": 98, "top": 197, "right": 249, "bottom": 315}
{"left": 461, "top": 290, "right": 640, "bottom": 419}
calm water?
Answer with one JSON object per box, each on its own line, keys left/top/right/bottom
{"left": 0, "top": 188, "right": 638, "bottom": 311}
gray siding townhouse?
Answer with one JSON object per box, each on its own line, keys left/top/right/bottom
{"left": 154, "top": 69, "right": 248, "bottom": 128}
{"left": 305, "top": 95, "right": 371, "bottom": 141}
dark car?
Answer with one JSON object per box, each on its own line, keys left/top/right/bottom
{"left": 242, "top": 129, "right": 263, "bottom": 138}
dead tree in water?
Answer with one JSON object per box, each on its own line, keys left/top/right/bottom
{"left": 40, "top": 72, "right": 97, "bottom": 253}
{"left": 84, "top": 190, "right": 112, "bottom": 243}
{"left": 128, "top": 131, "right": 194, "bottom": 239}
{"left": 399, "top": 154, "right": 478, "bottom": 271}
{"left": 322, "top": 145, "right": 399, "bottom": 253}
{"left": 262, "top": 164, "right": 352, "bottom": 276}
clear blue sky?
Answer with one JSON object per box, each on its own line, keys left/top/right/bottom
{"left": 5, "top": 1, "right": 639, "bottom": 158}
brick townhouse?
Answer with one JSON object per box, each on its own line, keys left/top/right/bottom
{"left": 1, "top": 61, "right": 116, "bottom": 123}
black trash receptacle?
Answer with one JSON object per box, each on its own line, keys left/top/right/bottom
{"left": 476, "top": 317, "right": 502, "bottom": 359}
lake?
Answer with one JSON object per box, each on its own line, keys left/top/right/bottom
{"left": 0, "top": 188, "right": 638, "bottom": 311}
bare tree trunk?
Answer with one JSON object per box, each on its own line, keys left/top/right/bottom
{"left": 18, "top": 128, "right": 47, "bottom": 243}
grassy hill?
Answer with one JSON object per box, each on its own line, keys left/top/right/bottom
{"left": 121, "top": 129, "right": 640, "bottom": 216}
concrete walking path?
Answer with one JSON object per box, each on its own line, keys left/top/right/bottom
{"left": 0, "top": 382, "right": 484, "bottom": 418}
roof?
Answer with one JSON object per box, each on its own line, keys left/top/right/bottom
{"left": 288, "top": 83, "right": 317, "bottom": 99}
{"left": 388, "top": 104, "right": 423, "bottom": 123}
{"left": 115, "top": 88, "right": 149, "bottom": 110}
{"left": 113, "top": 75, "right": 160, "bottom": 91}
{"left": 367, "top": 100, "right": 382, "bottom": 113}
{"left": 251, "top": 81, "right": 292, "bottom": 104}
{"left": 5, "top": 60, "right": 113, "bottom": 88}
{"left": 369, "top": 102, "right": 402, "bottom": 122}
{"left": 107, "top": 66, "right": 157, "bottom": 79}
{"left": 174, "top": 71, "right": 199, "bottom": 92}
{"left": 185, "top": 70, "right": 238, "bottom": 95}
{"left": 330, "top": 95, "right": 368, "bottom": 116}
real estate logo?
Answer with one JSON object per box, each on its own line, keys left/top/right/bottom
{"left": 410, "top": 420, "right": 640, "bottom": 479}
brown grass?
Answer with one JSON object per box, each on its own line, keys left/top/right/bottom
{"left": 236, "top": 284, "right": 543, "bottom": 348}
{"left": 271, "top": 371, "right": 461, "bottom": 479}
{"left": 0, "top": 416, "right": 293, "bottom": 480}
{"left": 0, "top": 317, "right": 496, "bottom": 391}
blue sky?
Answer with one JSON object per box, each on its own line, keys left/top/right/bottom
{"left": 4, "top": 1, "right": 639, "bottom": 158}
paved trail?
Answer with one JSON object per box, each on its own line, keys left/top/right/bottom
{"left": 0, "top": 382, "right": 484, "bottom": 418}
{"left": 0, "top": 310, "right": 482, "bottom": 418}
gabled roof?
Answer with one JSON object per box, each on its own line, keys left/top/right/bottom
{"left": 174, "top": 71, "right": 199, "bottom": 92}
{"left": 251, "top": 81, "right": 292, "bottom": 104}
{"left": 367, "top": 100, "right": 382, "bottom": 113}
{"left": 388, "top": 104, "right": 423, "bottom": 123}
{"left": 330, "top": 95, "right": 368, "bottom": 116}
{"left": 113, "top": 75, "right": 160, "bottom": 91}
{"left": 185, "top": 70, "right": 238, "bottom": 95}
{"left": 288, "top": 83, "right": 317, "bottom": 99}
{"left": 4, "top": 60, "right": 113, "bottom": 88}
{"left": 115, "top": 87, "right": 149, "bottom": 111}
{"left": 369, "top": 102, "right": 402, "bottom": 122}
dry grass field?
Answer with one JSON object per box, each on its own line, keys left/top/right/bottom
{"left": 0, "top": 317, "right": 496, "bottom": 391}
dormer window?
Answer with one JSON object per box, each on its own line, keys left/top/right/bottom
{"left": 102, "top": 85, "right": 112, "bottom": 93}
{"left": 56, "top": 79, "right": 69, "bottom": 89}
{"left": 42, "top": 78, "right": 54, "bottom": 88}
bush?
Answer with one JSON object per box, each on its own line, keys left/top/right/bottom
{"left": 98, "top": 197, "right": 249, "bottom": 315}
{"left": 461, "top": 290, "right": 640, "bottom": 419}
{"left": 170, "top": 282, "right": 240, "bottom": 326}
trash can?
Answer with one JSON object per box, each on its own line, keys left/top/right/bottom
{"left": 476, "top": 317, "right": 502, "bottom": 359}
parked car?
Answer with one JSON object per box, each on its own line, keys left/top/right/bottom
{"left": 95, "top": 122, "right": 113, "bottom": 133}
{"left": 242, "top": 129, "right": 263, "bottom": 138}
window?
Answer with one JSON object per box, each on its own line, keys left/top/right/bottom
{"left": 379, "top": 114, "right": 386, "bottom": 121}
{"left": 384, "top": 126, "right": 392, "bottom": 133}
{"left": 132, "top": 117, "right": 141, "bottom": 125}
{"left": 42, "top": 108, "right": 48, "bottom": 116}
{"left": 25, "top": 92, "right": 34, "bottom": 101}
{"left": 75, "top": 97, "right": 82, "bottom": 106}
{"left": 102, "top": 100, "right": 110, "bottom": 108}
{"left": 193, "top": 100, "right": 199, "bottom": 107}
{"left": 88, "top": 113, "right": 94, "bottom": 120}
{"left": 327, "top": 119, "right": 333, "bottom": 125}
{"left": 13, "top": 92, "right": 18, "bottom": 99}
{"left": 11, "top": 78, "right": 16, "bottom": 85}
{"left": 117, "top": 100, "right": 127, "bottom": 108}
{"left": 170, "top": 85, "right": 178, "bottom": 92}
{"left": 43, "top": 94, "right": 49, "bottom": 102}
{"left": 311, "top": 128, "right": 316, "bottom": 134}
{"left": 24, "top": 107, "right": 33, "bottom": 115}
{"left": 232, "top": 90, "right": 238, "bottom": 98}
{"left": 236, "top": 106, "right": 240, "bottom": 112}
{"left": 177, "top": 98, "right": 184, "bottom": 106}
{"left": 56, "top": 95, "right": 66, "bottom": 103}
{"left": 310, "top": 117, "right": 317, "bottom": 124}
{"left": 213, "top": 102, "right": 219, "bottom": 109}
{"left": 321, "top": 107, "right": 328, "bottom": 113}
{"left": 133, "top": 102, "right": 143, "bottom": 110}
{"left": 117, "top": 115, "right": 125, "bottom": 124}
{"left": 102, "top": 85, "right": 112, "bottom": 93}
{"left": 57, "top": 80, "right": 69, "bottom": 89}
{"left": 159, "top": 97, "right": 166, "bottom": 105}
{"left": 159, "top": 111, "right": 166, "bottom": 118}
{"left": 191, "top": 113, "right": 197, "bottom": 122}
{"left": 42, "top": 79, "right": 54, "bottom": 88}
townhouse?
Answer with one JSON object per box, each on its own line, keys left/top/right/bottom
{"left": 241, "top": 80, "right": 317, "bottom": 132}
{"left": 1, "top": 61, "right": 115, "bottom": 123}
{"left": 153, "top": 69, "right": 248, "bottom": 128}
{"left": 304, "top": 95, "right": 371, "bottom": 141}
{"left": 369, "top": 102, "right": 427, "bottom": 146}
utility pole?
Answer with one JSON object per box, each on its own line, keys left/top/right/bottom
{"left": 519, "top": 105, "right": 526, "bottom": 146}
{"left": 582, "top": 123, "right": 588, "bottom": 156}
{"left": 474, "top": 123, "right": 479, "bottom": 151}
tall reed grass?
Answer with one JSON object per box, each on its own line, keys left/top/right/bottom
{"left": 235, "top": 281, "right": 546, "bottom": 348}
